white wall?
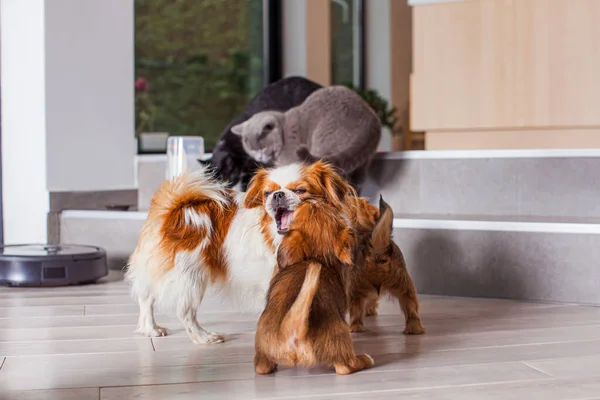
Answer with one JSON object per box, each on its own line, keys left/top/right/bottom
{"left": 45, "top": 0, "right": 135, "bottom": 191}
{"left": 1, "top": 0, "right": 49, "bottom": 243}
{"left": 1, "top": 0, "right": 136, "bottom": 243}
{"left": 282, "top": 0, "right": 307, "bottom": 77}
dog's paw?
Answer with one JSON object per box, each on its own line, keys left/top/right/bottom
{"left": 358, "top": 354, "right": 375, "bottom": 368}
{"left": 403, "top": 319, "right": 426, "bottom": 335}
{"left": 255, "top": 362, "right": 277, "bottom": 375}
{"left": 365, "top": 307, "right": 378, "bottom": 317}
{"left": 335, "top": 354, "right": 375, "bottom": 375}
{"left": 204, "top": 332, "right": 226, "bottom": 344}
{"left": 350, "top": 322, "right": 366, "bottom": 333}
{"left": 189, "top": 330, "right": 225, "bottom": 344}
{"left": 137, "top": 325, "right": 168, "bottom": 337}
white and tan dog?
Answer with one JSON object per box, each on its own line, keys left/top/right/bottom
{"left": 125, "top": 161, "right": 351, "bottom": 344}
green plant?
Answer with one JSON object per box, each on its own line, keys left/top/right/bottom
{"left": 134, "top": 0, "right": 264, "bottom": 150}
{"left": 342, "top": 83, "right": 399, "bottom": 132}
{"left": 134, "top": 49, "right": 260, "bottom": 148}
{"left": 134, "top": 77, "right": 157, "bottom": 136}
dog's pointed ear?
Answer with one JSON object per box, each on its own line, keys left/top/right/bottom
{"left": 243, "top": 169, "right": 268, "bottom": 208}
{"left": 370, "top": 195, "right": 393, "bottom": 254}
{"left": 231, "top": 122, "right": 245, "bottom": 136}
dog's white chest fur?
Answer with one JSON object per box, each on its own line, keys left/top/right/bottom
{"left": 221, "top": 198, "right": 279, "bottom": 311}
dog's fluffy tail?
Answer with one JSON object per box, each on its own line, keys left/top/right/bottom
{"left": 281, "top": 262, "right": 322, "bottom": 344}
{"left": 151, "top": 166, "right": 230, "bottom": 242}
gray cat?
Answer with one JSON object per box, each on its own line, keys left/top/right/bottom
{"left": 230, "top": 86, "right": 381, "bottom": 193}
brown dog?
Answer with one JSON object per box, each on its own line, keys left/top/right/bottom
{"left": 254, "top": 199, "right": 375, "bottom": 375}
{"left": 348, "top": 196, "right": 426, "bottom": 335}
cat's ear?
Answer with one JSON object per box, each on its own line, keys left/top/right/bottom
{"left": 297, "top": 146, "right": 319, "bottom": 163}
{"left": 231, "top": 122, "right": 245, "bottom": 136}
{"left": 243, "top": 169, "right": 268, "bottom": 208}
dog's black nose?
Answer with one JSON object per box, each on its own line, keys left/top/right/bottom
{"left": 273, "top": 191, "right": 284, "bottom": 200}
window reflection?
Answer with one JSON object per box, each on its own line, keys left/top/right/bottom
{"left": 134, "top": 0, "right": 265, "bottom": 151}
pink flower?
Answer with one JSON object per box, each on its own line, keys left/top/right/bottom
{"left": 135, "top": 77, "right": 148, "bottom": 92}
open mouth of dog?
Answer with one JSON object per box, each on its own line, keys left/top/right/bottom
{"left": 274, "top": 206, "right": 294, "bottom": 234}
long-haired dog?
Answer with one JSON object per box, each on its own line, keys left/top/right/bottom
{"left": 125, "top": 167, "right": 279, "bottom": 343}
{"left": 348, "top": 196, "right": 425, "bottom": 335}
{"left": 253, "top": 175, "right": 374, "bottom": 375}
{"left": 125, "top": 160, "right": 354, "bottom": 344}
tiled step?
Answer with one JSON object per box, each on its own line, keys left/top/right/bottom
{"left": 393, "top": 215, "right": 600, "bottom": 305}
{"left": 60, "top": 210, "right": 145, "bottom": 270}
{"left": 138, "top": 150, "right": 600, "bottom": 219}
{"left": 135, "top": 155, "right": 168, "bottom": 211}
{"left": 362, "top": 149, "right": 600, "bottom": 218}
{"left": 60, "top": 210, "right": 600, "bottom": 305}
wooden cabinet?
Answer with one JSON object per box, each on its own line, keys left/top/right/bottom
{"left": 411, "top": 0, "right": 600, "bottom": 136}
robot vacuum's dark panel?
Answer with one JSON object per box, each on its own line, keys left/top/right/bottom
{"left": 0, "top": 244, "right": 108, "bottom": 287}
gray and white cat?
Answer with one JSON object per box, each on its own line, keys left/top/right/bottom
{"left": 230, "top": 86, "right": 381, "bottom": 193}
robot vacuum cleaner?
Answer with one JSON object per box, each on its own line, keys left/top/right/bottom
{"left": 0, "top": 244, "right": 108, "bottom": 287}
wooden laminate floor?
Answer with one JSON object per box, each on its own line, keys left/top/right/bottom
{"left": 1, "top": 271, "right": 600, "bottom": 399}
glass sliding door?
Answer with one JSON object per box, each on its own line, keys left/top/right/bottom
{"left": 330, "top": 0, "right": 364, "bottom": 88}
{"left": 134, "top": 0, "right": 278, "bottom": 152}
